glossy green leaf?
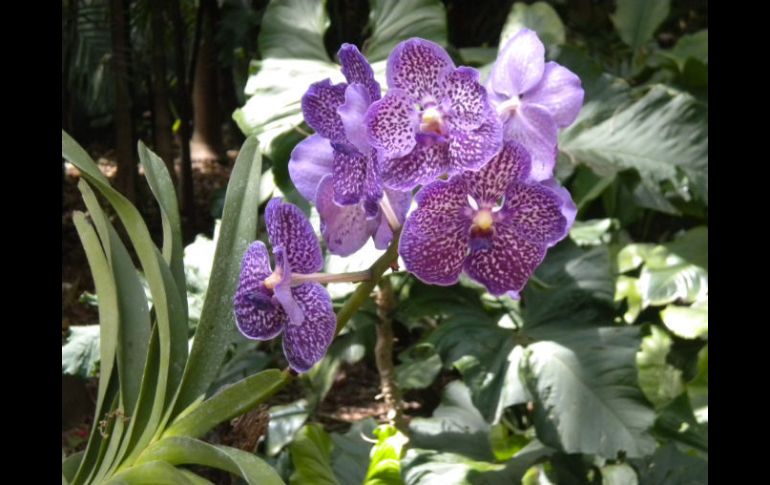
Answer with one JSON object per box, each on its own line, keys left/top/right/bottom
{"left": 175, "top": 136, "right": 263, "bottom": 412}
{"left": 560, "top": 85, "right": 708, "bottom": 206}
{"left": 615, "top": 276, "right": 642, "bottom": 323}
{"left": 569, "top": 218, "right": 616, "bottom": 247}
{"left": 410, "top": 381, "right": 493, "bottom": 461}
{"left": 166, "top": 369, "right": 289, "bottom": 439}
{"left": 661, "top": 298, "right": 708, "bottom": 339}
{"left": 489, "top": 424, "right": 529, "bottom": 462}
{"left": 634, "top": 444, "right": 707, "bottom": 484}
{"left": 363, "top": 0, "right": 448, "bottom": 62}
{"left": 329, "top": 419, "right": 378, "bottom": 485}
{"left": 136, "top": 436, "right": 284, "bottom": 485}
{"left": 522, "top": 327, "right": 656, "bottom": 458}
{"left": 267, "top": 399, "right": 310, "bottom": 456}
{"left": 499, "top": 2, "right": 565, "bottom": 54}
{"left": 259, "top": 0, "right": 330, "bottom": 60}
{"left": 62, "top": 451, "right": 85, "bottom": 483}
{"left": 652, "top": 393, "right": 707, "bottom": 452}
{"left": 401, "top": 442, "right": 552, "bottom": 485}
{"left": 601, "top": 464, "right": 638, "bottom": 485}
{"left": 611, "top": 0, "right": 670, "bottom": 51}
{"left": 364, "top": 425, "right": 408, "bottom": 485}
{"left": 636, "top": 326, "right": 684, "bottom": 409}
{"left": 289, "top": 424, "right": 339, "bottom": 485}
{"left": 395, "top": 343, "right": 442, "bottom": 390}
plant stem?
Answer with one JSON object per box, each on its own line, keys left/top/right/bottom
{"left": 374, "top": 276, "right": 408, "bottom": 433}
{"left": 291, "top": 270, "right": 371, "bottom": 286}
{"left": 334, "top": 230, "right": 401, "bottom": 336}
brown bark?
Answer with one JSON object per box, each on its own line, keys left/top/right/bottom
{"left": 149, "top": 0, "right": 176, "bottom": 184}
{"left": 169, "top": 0, "right": 196, "bottom": 239}
{"left": 190, "top": 0, "right": 222, "bottom": 163}
{"left": 374, "top": 277, "right": 408, "bottom": 433}
{"left": 110, "top": 0, "right": 136, "bottom": 203}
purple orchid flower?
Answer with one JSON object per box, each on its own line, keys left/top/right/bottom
{"left": 486, "top": 28, "right": 584, "bottom": 181}
{"left": 399, "top": 141, "right": 576, "bottom": 297}
{"left": 234, "top": 198, "right": 336, "bottom": 373}
{"left": 365, "top": 38, "right": 503, "bottom": 190}
{"left": 290, "top": 43, "right": 410, "bottom": 256}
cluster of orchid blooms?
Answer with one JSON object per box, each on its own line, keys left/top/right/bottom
{"left": 234, "top": 30, "right": 584, "bottom": 372}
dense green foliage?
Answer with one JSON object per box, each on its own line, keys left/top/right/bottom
{"left": 63, "top": 0, "right": 707, "bottom": 483}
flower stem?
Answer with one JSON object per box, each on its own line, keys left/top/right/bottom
{"left": 291, "top": 270, "right": 371, "bottom": 286}
{"left": 379, "top": 192, "right": 402, "bottom": 233}
{"left": 374, "top": 276, "right": 408, "bottom": 433}
{"left": 334, "top": 229, "right": 401, "bottom": 337}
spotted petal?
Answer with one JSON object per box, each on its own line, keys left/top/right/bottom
{"left": 265, "top": 198, "right": 323, "bottom": 273}
{"left": 386, "top": 38, "right": 454, "bottom": 101}
{"left": 444, "top": 67, "right": 488, "bottom": 130}
{"left": 463, "top": 141, "right": 532, "bottom": 206}
{"left": 333, "top": 149, "right": 367, "bottom": 206}
{"left": 283, "top": 282, "right": 336, "bottom": 373}
{"left": 447, "top": 110, "right": 502, "bottom": 173}
{"left": 463, "top": 223, "right": 546, "bottom": 296}
{"left": 400, "top": 177, "right": 471, "bottom": 285}
{"left": 302, "top": 79, "right": 348, "bottom": 145}
{"left": 503, "top": 103, "right": 558, "bottom": 181}
{"left": 539, "top": 178, "right": 577, "bottom": 246}
{"left": 316, "top": 175, "right": 377, "bottom": 257}
{"left": 488, "top": 28, "right": 545, "bottom": 98}
{"left": 503, "top": 181, "right": 568, "bottom": 245}
{"left": 234, "top": 241, "right": 287, "bottom": 340}
{"left": 525, "top": 62, "right": 584, "bottom": 128}
{"left": 400, "top": 207, "right": 471, "bottom": 286}
{"left": 338, "top": 43, "right": 381, "bottom": 102}
{"left": 366, "top": 88, "right": 419, "bottom": 159}
{"left": 288, "top": 134, "right": 334, "bottom": 202}
{"left": 381, "top": 140, "right": 450, "bottom": 190}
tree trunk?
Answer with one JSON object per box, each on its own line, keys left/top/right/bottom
{"left": 110, "top": 0, "right": 136, "bottom": 203}
{"left": 190, "top": 0, "right": 222, "bottom": 163}
{"left": 169, "top": 0, "right": 196, "bottom": 240}
{"left": 150, "top": 0, "right": 176, "bottom": 184}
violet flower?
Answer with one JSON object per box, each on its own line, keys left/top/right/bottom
{"left": 486, "top": 28, "right": 584, "bottom": 181}
{"left": 399, "top": 141, "right": 576, "bottom": 297}
{"left": 365, "top": 38, "right": 502, "bottom": 190}
{"left": 290, "top": 43, "right": 410, "bottom": 256}
{"left": 234, "top": 198, "right": 336, "bottom": 372}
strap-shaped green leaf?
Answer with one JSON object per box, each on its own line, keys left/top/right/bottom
{"left": 105, "top": 459, "right": 198, "bottom": 484}
{"left": 136, "top": 436, "right": 284, "bottom": 485}
{"left": 137, "top": 141, "right": 186, "bottom": 313}
{"left": 79, "top": 181, "right": 151, "bottom": 416}
{"left": 174, "top": 136, "right": 262, "bottom": 413}
{"left": 63, "top": 131, "right": 185, "bottom": 474}
{"left": 165, "top": 369, "right": 289, "bottom": 439}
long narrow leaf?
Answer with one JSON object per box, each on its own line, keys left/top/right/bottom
{"left": 136, "top": 436, "right": 284, "bottom": 485}
{"left": 105, "top": 460, "right": 196, "bottom": 485}
{"left": 164, "top": 369, "right": 289, "bottom": 439}
{"left": 137, "top": 141, "right": 186, "bottom": 310}
{"left": 175, "top": 136, "right": 262, "bottom": 412}
{"left": 79, "top": 180, "right": 151, "bottom": 415}
{"left": 62, "top": 131, "right": 185, "bottom": 468}
{"left": 71, "top": 213, "right": 120, "bottom": 484}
